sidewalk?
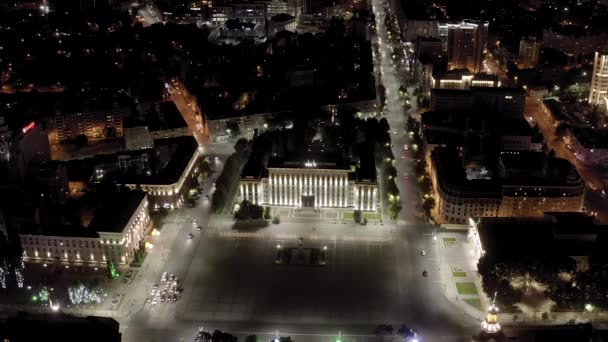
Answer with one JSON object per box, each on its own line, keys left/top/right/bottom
{"left": 434, "top": 231, "right": 608, "bottom": 327}
{"left": 434, "top": 231, "right": 487, "bottom": 322}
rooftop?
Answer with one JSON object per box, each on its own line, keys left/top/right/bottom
{"left": 268, "top": 153, "right": 352, "bottom": 170}
{"left": 124, "top": 102, "right": 188, "bottom": 131}
{"left": 20, "top": 223, "right": 99, "bottom": 238}
{"left": 66, "top": 136, "right": 198, "bottom": 186}
{"left": 87, "top": 191, "right": 146, "bottom": 234}
{"left": 570, "top": 127, "right": 608, "bottom": 149}
{"left": 0, "top": 312, "right": 121, "bottom": 342}
{"left": 431, "top": 147, "right": 502, "bottom": 198}
{"left": 476, "top": 217, "right": 608, "bottom": 261}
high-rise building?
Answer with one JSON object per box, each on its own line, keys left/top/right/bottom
{"left": 444, "top": 20, "right": 488, "bottom": 73}
{"left": 303, "top": 0, "right": 321, "bottom": 14}
{"left": 232, "top": 2, "right": 267, "bottom": 25}
{"left": 518, "top": 37, "right": 541, "bottom": 69}
{"left": 588, "top": 47, "right": 608, "bottom": 109}
{"left": 415, "top": 37, "right": 443, "bottom": 64}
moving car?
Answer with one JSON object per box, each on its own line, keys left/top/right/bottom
{"left": 187, "top": 233, "right": 194, "bottom": 239}
{"left": 197, "top": 226, "right": 202, "bottom": 231}
{"left": 421, "top": 250, "right": 426, "bottom": 256}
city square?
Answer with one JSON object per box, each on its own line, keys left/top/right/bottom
{"left": 3, "top": 0, "right": 608, "bottom": 340}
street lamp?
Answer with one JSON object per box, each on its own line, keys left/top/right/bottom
{"left": 275, "top": 245, "right": 282, "bottom": 263}
{"left": 50, "top": 299, "right": 60, "bottom": 312}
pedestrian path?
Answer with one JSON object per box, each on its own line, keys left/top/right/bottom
{"left": 216, "top": 230, "right": 393, "bottom": 243}
{"left": 435, "top": 231, "right": 486, "bottom": 321}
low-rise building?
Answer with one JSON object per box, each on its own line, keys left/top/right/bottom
{"left": 430, "top": 148, "right": 585, "bottom": 224}
{"left": 567, "top": 127, "right": 608, "bottom": 167}
{"left": 0, "top": 312, "right": 121, "bottom": 342}
{"left": 468, "top": 213, "right": 604, "bottom": 269}
{"left": 240, "top": 153, "right": 377, "bottom": 211}
{"left": 498, "top": 152, "right": 585, "bottom": 217}
{"left": 430, "top": 87, "right": 525, "bottom": 119}
{"left": 124, "top": 102, "right": 191, "bottom": 151}
{"left": 430, "top": 148, "right": 502, "bottom": 224}
{"left": 66, "top": 137, "right": 203, "bottom": 210}
{"left": 20, "top": 191, "right": 150, "bottom": 265}
{"left": 403, "top": 19, "right": 440, "bottom": 43}
{"left": 431, "top": 70, "right": 498, "bottom": 90}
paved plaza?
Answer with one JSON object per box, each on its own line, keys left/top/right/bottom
{"left": 177, "top": 226, "right": 398, "bottom": 325}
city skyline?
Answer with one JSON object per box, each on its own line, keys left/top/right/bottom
{"left": 1, "top": 0, "right": 608, "bottom": 341}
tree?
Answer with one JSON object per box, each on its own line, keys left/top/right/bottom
{"left": 554, "top": 123, "right": 569, "bottom": 139}
{"left": 378, "top": 117, "right": 390, "bottom": 133}
{"left": 414, "top": 159, "right": 426, "bottom": 175}
{"left": 397, "top": 325, "right": 416, "bottom": 339}
{"left": 353, "top": 210, "right": 362, "bottom": 223}
{"left": 263, "top": 206, "right": 272, "bottom": 220}
{"left": 234, "top": 200, "right": 264, "bottom": 220}
{"left": 211, "top": 330, "right": 237, "bottom": 342}
{"left": 106, "top": 260, "right": 119, "bottom": 279}
{"left": 73, "top": 134, "right": 88, "bottom": 148}
{"left": 373, "top": 325, "right": 393, "bottom": 340}
{"left": 225, "top": 121, "right": 241, "bottom": 139}
{"left": 389, "top": 200, "right": 401, "bottom": 220}
{"left": 422, "top": 197, "right": 435, "bottom": 215}
{"left": 234, "top": 138, "right": 249, "bottom": 153}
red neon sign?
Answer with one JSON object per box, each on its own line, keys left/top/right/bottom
{"left": 22, "top": 121, "right": 35, "bottom": 134}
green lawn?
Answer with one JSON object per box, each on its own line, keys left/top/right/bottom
{"left": 451, "top": 266, "right": 467, "bottom": 277}
{"left": 443, "top": 237, "right": 457, "bottom": 248}
{"left": 343, "top": 211, "right": 382, "bottom": 220}
{"left": 455, "top": 282, "right": 478, "bottom": 295}
{"left": 463, "top": 298, "right": 483, "bottom": 311}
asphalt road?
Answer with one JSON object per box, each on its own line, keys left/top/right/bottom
{"left": 526, "top": 99, "right": 608, "bottom": 223}
{"left": 371, "top": 0, "right": 478, "bottom": 338}
{"left": 116, "top": 1, "right": 483, "bottom": 340}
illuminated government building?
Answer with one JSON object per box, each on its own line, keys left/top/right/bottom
{"left": 240, "top": 154, "right": 378, "bottom": 211}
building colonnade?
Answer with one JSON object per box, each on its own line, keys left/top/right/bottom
{"left": 239, "top": 171, "right": 377, "bottom": 211}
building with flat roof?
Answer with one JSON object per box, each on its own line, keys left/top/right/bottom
{"left": 468, "top": 214, "right": 607, "bottom": 267}
{"left": 430, "top": 147, "right": 502, "bottom": 223}
{"left": 443, "top": 20, "right": 488, "bottom": 73}
{"left": 430, "top": 87, "right": 526, "bottom": 119}
{"left": 518, "top": 36, "right": 541, "bottom": 69}
{"left": 124, "top": 101, "right": 191, "bottom": 151}
{"left": 0, "top": 312, "right": 121, "bottom": 342}
{"left": 415, "top": 37, "right": 443, "bottom": 64}
{"left": 431, "top": 70, "right": 498, "bottom": 90}
{"left": 430, "top": 148, "right": 585, "bottom": 224}
{"left": 588, "top": 47, "right": 608, "bottom": 110}
{"left": 498, "top": 151, "right": 585, "bottom": 217}
{"left": 240, "top": 152, "right": 377, "bottom": 211}
{"left": 567, "top": 127, "right": 608, "bottom": 167}
{"left": 20, "top": 191, "right": 150, "bottom": 265}
{"left": 65, "top": 136, "right": 203, "bottom": 210}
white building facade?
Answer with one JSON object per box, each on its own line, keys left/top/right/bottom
{"left": 20, "top": 194, "right": 150, "bottom": 265}
{"left": 240, "top": 163, "right": 377, "bottom": 211}
{"left": 589, "top": 47, "right": 608, "bottom": 110}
